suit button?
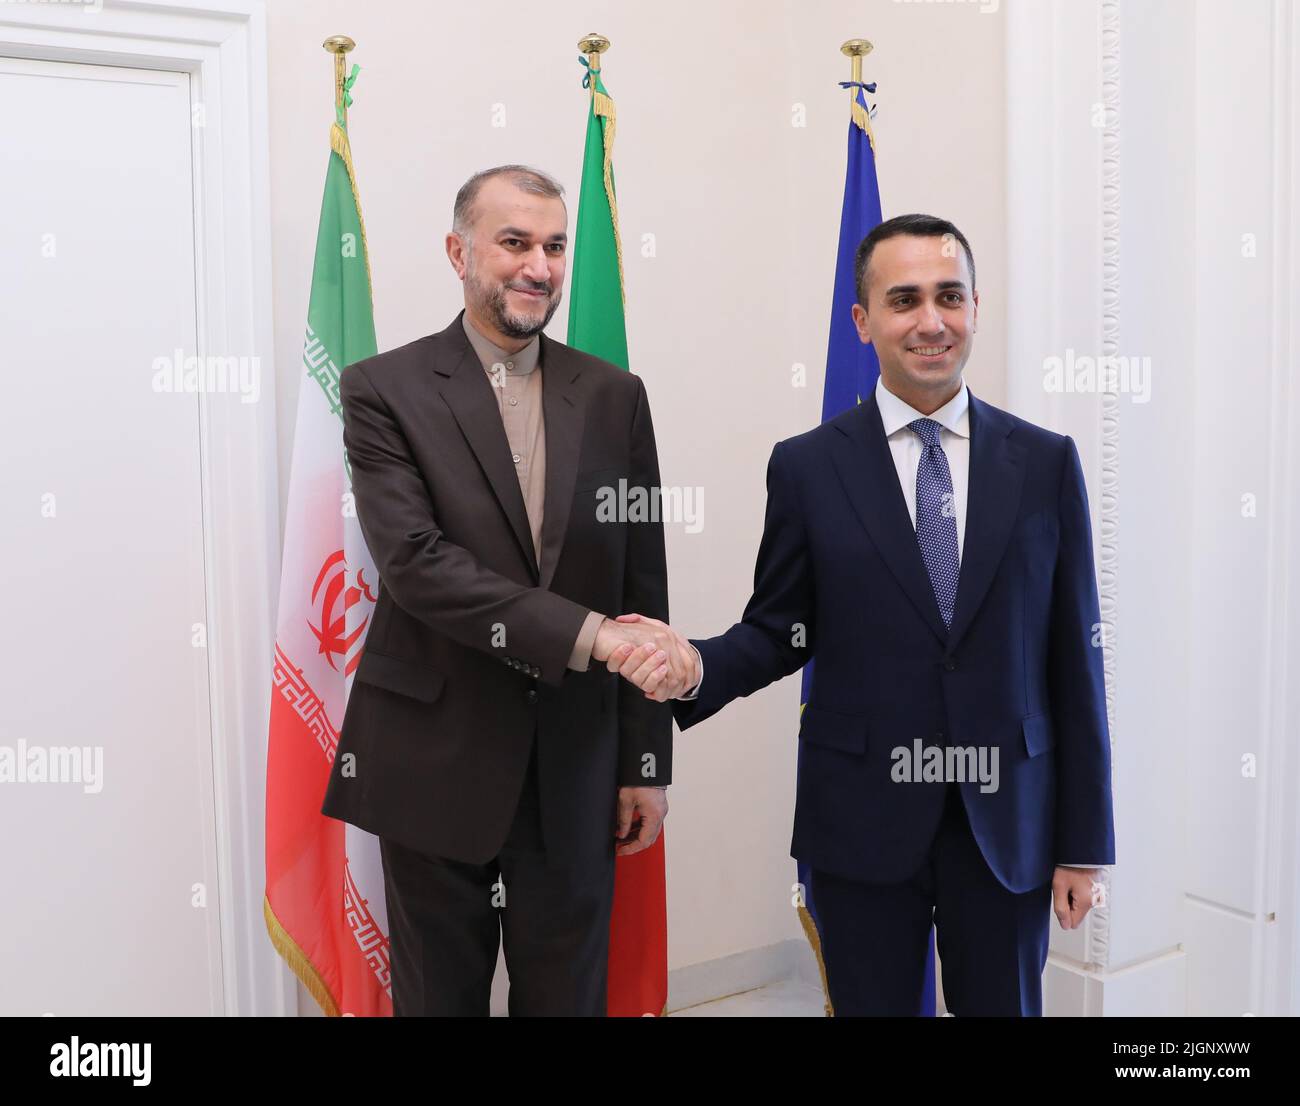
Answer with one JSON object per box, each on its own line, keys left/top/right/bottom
{"left": 944, "top": 659, "right": 957, "bottom": 671}
{"left": 525, "top": 689, "right": 538, "bottom": 705}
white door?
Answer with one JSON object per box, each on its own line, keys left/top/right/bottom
{"left": 0, "top": 55, "right": 224, "bottom": 1014}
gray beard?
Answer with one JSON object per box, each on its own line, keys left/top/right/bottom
{"left": 466, "top": 264, "right": 562, "bottom": 340}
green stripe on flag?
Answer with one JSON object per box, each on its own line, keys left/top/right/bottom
{"left": 567, "top": 69, "right": 628, "bottom": 369}
{"left": 307, "top": 123, "right": 378, "bottom": 423}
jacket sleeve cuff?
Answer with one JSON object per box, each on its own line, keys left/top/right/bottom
{"left": 675, "top": 644, "right": 703, "bottom": 700}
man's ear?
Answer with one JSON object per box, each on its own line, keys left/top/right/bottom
{"left": 445, "top": 232, "right": 468, "bottom": 280}
{"left": 851, "top": 301, "right": 872, "bottom": 345}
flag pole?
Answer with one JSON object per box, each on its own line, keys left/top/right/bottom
{"left": 578, "top": 31, "right": 610, "bottom": 91}
{"left": 841, "top": 37, "right": 873, "bottom": 101}
{"left": 841, "top": 38, "right": 877, "bottom": 152}
{"left": 324, "top": 34, "right": 356, "bottom": 127}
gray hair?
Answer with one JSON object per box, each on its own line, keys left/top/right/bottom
{"left": 452, "top": 165, "right": 566, "bottom": 240}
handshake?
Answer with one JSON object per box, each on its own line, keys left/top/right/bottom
{"left": 592, "top": 614, "right": 699, "bottom": 703}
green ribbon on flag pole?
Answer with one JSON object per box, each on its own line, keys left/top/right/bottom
{"left": 335, "top": 63, "right": 361, "bottom": 128}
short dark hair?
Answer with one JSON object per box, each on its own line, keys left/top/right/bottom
{"left": 853, "top": 213, "right": 976, "bottom": 308}
{"left": 452, "top": 165, "right": 565, "bottom": 239}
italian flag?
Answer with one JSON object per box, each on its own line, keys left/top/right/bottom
{"left": 263, "top": 95, "right": 391, "bottom": 1017}
{"left": 570, "top": 56, "right": 670, "bottom": 1018}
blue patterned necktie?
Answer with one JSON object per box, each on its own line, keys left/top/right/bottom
{"left": 908, "top": 418, "right": 959, "bottom": 627}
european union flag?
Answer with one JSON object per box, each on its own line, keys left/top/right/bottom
{"left": 796, "top": 80, "right": 939, "bottom": 1018}
{"left": 820, "top": 83, "right": 882, "bottom": 419}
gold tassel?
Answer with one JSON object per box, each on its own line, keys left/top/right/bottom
{"left": 796, "top": 903, "right": 836, "bottom": 1017}
{"left": 851, "top": 98, "right": 877, "bottom": 157}
{"left": 792, "top": 700, "right": 835, "bottom": 1015}
{"left": 592, "top": 90, "right": 627, "bottom": 308}
{"left": 330, "top": 122, "right": 375, "bottom": 299}
{"left": 263, "top": 895, "right": 342, "bottom": 1017}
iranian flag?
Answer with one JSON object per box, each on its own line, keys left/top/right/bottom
{"left": 263, "top": 92, "right": 391, "bottom": 1017}
{"left": 570, "top": 53, "right": 669, "bottom": 1018}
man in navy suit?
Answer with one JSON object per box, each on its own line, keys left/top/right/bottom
{"left": 608, "top": 214, "right": 1115, "bottom": 1016}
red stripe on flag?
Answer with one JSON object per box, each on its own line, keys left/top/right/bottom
{"left": 265, "top": 649, "right": 392, "bottom": 1017}
{"left": 607, "top": 832, "right": 668, "bottom": 1017}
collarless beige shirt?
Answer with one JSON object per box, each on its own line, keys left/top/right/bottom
{"left": 461, "top": 314, "right": 603, "bottom": 670}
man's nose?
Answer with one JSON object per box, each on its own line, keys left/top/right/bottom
{"left": 520, "top": 246, "right": 551, "bottom": 283}
{"left": 916, "top": 303, "right": 945, "bottom": 336}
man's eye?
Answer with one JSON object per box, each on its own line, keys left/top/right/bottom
{"left": 944, "top": 293, "right": 963, "bottom": 304}
{"left": 502, "top": 238, "right": 521, "bottom": 248}
{"left": 893, "top": 297, "right": 912, "bottom": 307}
{"left": 546, "top": 243, "right": 565, "bottom": 253}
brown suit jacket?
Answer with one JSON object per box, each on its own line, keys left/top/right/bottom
{"left": 320, "top": 311, "right": 673, "bottom": 864}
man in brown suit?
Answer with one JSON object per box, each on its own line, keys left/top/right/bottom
{"left": 320, "top": 165, "right": 694, "bottom": 1016}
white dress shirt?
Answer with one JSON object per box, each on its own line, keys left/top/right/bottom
{"left": 875, "top": 375, "right": 970, "bottom": 564}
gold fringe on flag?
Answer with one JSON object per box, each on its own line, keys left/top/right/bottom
{"left": 592, "top": 89, "right": 627, "bottom": 308}
{"left": 264, "top": 895, "right": 342, "bottom": 1017}
{"left": 796, "top": 698, "right": 835, "bottom": 1015}
{"left": 330, "top": 121, "right": 375, "bottom": 299}
{"left": 796, "top": 903, "right": 836, "bottom": 1017}
{"left": 850, "top": 96, "right": 878, "bottom": 157}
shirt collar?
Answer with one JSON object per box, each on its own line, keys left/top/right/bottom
{"left": 875, "top": 376, "right": 970, "bottom": 439}
{"left": 461, "top": 313, "right": 541, "bottom": 377}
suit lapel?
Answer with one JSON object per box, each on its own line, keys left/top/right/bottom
{"left": 537, "top": 334, "right": 584, "bottom": 590}
{"left": 434, "top": 313, "right": 539, "bottom": 578}
{"left": 832, "top": 394, "right": 950, "bottom": 645}
{"left": 945, "top": 393, "right": 1025, "bottom": 650}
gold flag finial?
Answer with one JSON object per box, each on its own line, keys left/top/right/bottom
{"left": 578, "top": 33, "right": 610, "bottom": 82}
{"left": 841, "top": 38, "right": 873, "bottom": 90}
{"left": 840, "top": 39, "right": 877, "bottom": 153}
{"left": 323, "top": 35, "right": 356, "bottom": 126}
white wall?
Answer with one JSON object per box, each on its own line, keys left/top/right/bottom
{"left": 1006, "top": 0, "right": 1300, "bottom": 1016}
{"left": 265, "top": 0, "right": 1008, "bottom": 996}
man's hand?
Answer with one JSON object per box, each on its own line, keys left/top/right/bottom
{"left": 592, "top": 615, "right": 665, "bottom": 663}
{"left": 593, "top": 614, "right": 698, "bottom": 701}
{"left": 615, "top": 786, "right": 668, "bottom": 857}
{"left": 603, "top": 613, "right": 699, "bottom": 701}
{"left": 1052, "top": 866, "right": 1104, "bottom": 930}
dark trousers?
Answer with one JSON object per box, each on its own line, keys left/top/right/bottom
{"left": 811, "top": 782, "right": 1053, "bottom": 1016}
{"left": 379, "top": 738, "right": 616, "bottom": 1016}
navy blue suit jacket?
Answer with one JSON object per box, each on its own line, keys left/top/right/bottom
{"left": 673, "top": 391, "right": 1116, "bottom": 893}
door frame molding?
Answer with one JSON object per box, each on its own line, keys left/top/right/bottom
{"left": 1, "top": 0, "right": 286, "bottom": 1016}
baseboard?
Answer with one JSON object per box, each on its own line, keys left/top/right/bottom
{"left": 666, "top": 939, "right": 821, "bottom": 1014}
